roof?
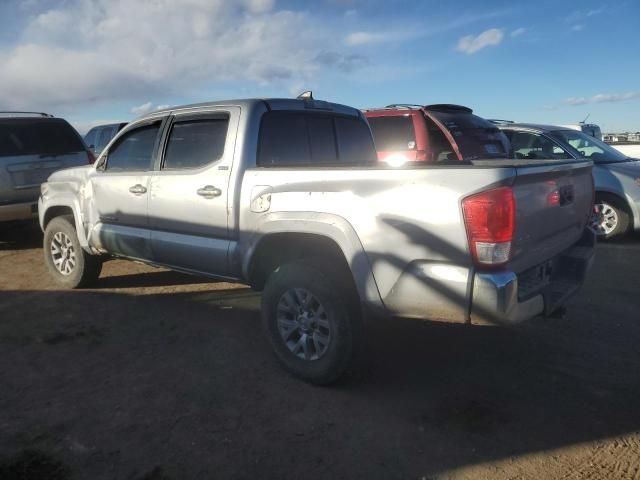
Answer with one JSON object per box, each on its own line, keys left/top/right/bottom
{"left": 0, "top": 111, "right": 54, "bottom": 118}
{"left": 139, "top": 98, "right": 361, "bottom": 120}
{"left": 496, "top": 122, "right": 573, "bottom": 132}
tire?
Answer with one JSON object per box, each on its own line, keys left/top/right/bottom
{"left": 43, "top": 215, "right": 102, "bottom": 288}
{"left": 590, "top": 194, "right": 631, "bottom": 240}
{"left": 261, "top": 261, "right": 359, "bottom": 385}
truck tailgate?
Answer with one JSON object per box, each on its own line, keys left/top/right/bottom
{"left": 508, "top": 160, "right": 593, "bottom": 273}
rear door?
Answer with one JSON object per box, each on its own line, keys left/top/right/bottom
{"left": 90, "top": 119, "right": 164, "bottom": 260}
{"left": 147, "top": 108, "right": 239, "bottom": 276}
{"left": 0, "top": 118, "right": 88, "bottom": 207}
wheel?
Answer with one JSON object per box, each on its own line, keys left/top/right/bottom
{"left": 261, "top": 261, "right": 359, "bottom": 385}
{"left": 589, "top": 195, "right": 630, "bottom": 240}
{"left": 43, "top": 215, "right": 102, "bottom": 288}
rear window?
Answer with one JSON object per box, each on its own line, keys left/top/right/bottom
{"left": 258, "top": 112, "right": 375, "bottom": 166}
{"left": 368, "top": 116, "right": 416, "bottom": 151}
{"left": 0, "top": 118, "right": 85, "bottom": 157}
{"left": 427, "top": 110, "right": 509, "bottom": 160}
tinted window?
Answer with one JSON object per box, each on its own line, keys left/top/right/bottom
{"left": 96, "top": 126, "right": 117, "bottom": 152}
{"left": 505, "top": 131, "right": 572, "bottom": 160}
{"left": 163, "top": 117, "right": 229, "bottom": 170}
{"left": 308, "top": 116, "right": 338, "bottom": 162}
{"left": 0, "top": 118, "right": 85, "bottom": 157}
{"left": 259, "top": 113, "right": 310, "bottom": 165}
{"left": 105, "top": 123, "right": 160, "bottom": 171}
{"left": 335, "top": 117, "right": 377, "bottom": 164}
{"left": 84, "top": 127, "right": 98, "bottom": 148}
{"left": 258, "top": 112, "right": 375, "bottom": 166}
{"left": 426, "top": 110, "right": 509, "bottom": 160}
{"left": 368, "top": 116, "right": 416, "bottom": 151}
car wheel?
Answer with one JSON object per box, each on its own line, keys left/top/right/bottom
{"left": 261, "top": 261, "right": 358, "bottom": 385}
{"left": 44, "top": 215, "right": 102, "bottom": 288}
{"left": 589, "top": 196, "right": 630, "bottom": 240}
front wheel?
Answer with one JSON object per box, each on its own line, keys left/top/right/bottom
{"left": 261, "top": 261, "right": 358, "bottom": 385}
{"left": 589, "top": 196, "right": 630, "bottom": 240}
{"left": 43, "top": 215, "right": 102, "bottom": 288}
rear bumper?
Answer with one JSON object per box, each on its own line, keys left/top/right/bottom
{"left": 0, "top": 201, "right": 38, "bottom": 222}
{"left": 470, "top": 229, "right": 596, "bottom": 325}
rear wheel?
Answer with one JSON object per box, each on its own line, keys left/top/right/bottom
{"left": 589, "top": 195, "right": 630, "bottom": 240}
{"left": 44, "top": 215, "right": 102, "bottom": 288}
{"left": 261, "top": 261, "right": 358, "bottom": 385}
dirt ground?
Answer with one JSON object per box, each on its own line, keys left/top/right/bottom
{"left": 1, "top": 221, "right": 639, "bottom": 480}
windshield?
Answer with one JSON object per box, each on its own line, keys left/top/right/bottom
{"left": 427, "top": 110, "right": 510, "bottom": 160}
{"left": 550, "top": 129, "right": 630, "bottom": 163}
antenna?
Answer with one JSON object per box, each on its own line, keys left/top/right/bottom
{"left": 580, "top": 113, "right": 590, "bottom": 125}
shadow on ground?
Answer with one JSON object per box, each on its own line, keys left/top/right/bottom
{"left": 0, "top": 240, "right": 639, "bottom": 479}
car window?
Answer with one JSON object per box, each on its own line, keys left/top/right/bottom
{"left": 505, "top": 131, "right": 572, "bottom": 160}
{"left": 84, "top": 127, "right": 98, "bottom": 148}
{"left": 549, "top": 129, "right": 629, "bottom": 164}
{"left": 0, "top": 118, "right": 85, "bottom": 157}
{"left": 95, "top": 126, "right": 116, "bottom": 152}
{"left": 424, "top": 115, "right": 456, "bottom": 162}
{"left": 426, "top": 110, "right": 509, "bottom": 160}
{"left": 163, "top": 117, "right": 229, "bottom": 170}
{"left": 368, "top": 116, "right": 416, "bottom": 151}
{"left": 335, "top": 117, "right": 377, "bottom": 164}
{"left": 105, "top": 123, "right": 160, "bottom": 171}
{"left": 258, "top": 112, "right": 375, "bottom": 167}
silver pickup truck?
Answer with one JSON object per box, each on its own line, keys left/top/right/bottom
{"left": 39, "top": 96, "right": 596, "bottom": 383}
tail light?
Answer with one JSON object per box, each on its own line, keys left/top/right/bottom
{"left": 87, "top": 150, "right": 96, "bottom": 164}
{"left": 462, "top": 186, "right": 515, "bottom": 267}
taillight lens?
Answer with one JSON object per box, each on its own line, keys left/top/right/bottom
{"left": 87, "top": 150, "right": 96, "bottom": 164}
{"left": 462, "top": 186, "right": 515, "bottom": 267}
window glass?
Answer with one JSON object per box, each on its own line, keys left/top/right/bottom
{"left": 307, "top": 116, "right": 337, "bottom": 163}
{"left": 96, "top": 126, "right": 117, "bottom": 152}
{"left": 163, "top": 117, "right": 229, "bottom": 170}
{"left": 0, "top": 118, "right": 85, "bottom": 157}
{"left": 258, "top": 113, "right": 311, "bottom": 165}
{"left": 426, "top": 110, "right": 509, "bottom": 160}
{"left": 105, "top": 123, "right": 160, "bottom": 171}
{"left": 424, "top": 115, "right": 456, "bottom": 162}
{"left": 84, "top": 128, "right": 98, "bottom": 148}
{"left": 549, "top": 129, "right": 629, "bottom": 164}
{"left": 368, "top": 116, "right": 416, "bottom": 151}
{"left": 506, "top": 131, "right": 572, "bottom": 160}
{"left": 335, "top": 117, "right": 377, "bottom": 164}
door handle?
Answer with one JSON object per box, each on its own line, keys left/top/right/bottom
{"left": 129, "top": 184, "right": 147, "bottom": 195}
{"left": 197, "top": 185, "right": 222, "bottom": 199}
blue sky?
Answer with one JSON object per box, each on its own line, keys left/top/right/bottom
{"left": 0, "top": 0, "right": 638, "bottom": 133}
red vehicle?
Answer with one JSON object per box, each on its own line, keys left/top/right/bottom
{"left": 363, "top": 104, "right": 510, "bottom": 166}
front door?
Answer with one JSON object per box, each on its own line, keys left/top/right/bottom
{"left": 148, "top": 108, "right": 239, "bottom": 276}
{"left": 89, "top": 119, "right": 164, "bottom": 260}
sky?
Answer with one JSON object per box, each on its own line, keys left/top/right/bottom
{"left": 0, "top": 0, "right": 638, "bottom": 134}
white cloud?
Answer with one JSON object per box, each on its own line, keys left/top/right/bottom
{"left": 562, "top": 92, "right": 640, "bottom": 107}
{"left": 571, "top": 24, "right": 585, "bottom": 32}
{"left": 456, "top": 28, "right": 504, "bottom": 54}
{"left": 0, "top": 0, "right": 363, "bottom": 110}
{"left": 131, "top": 102, "right": 154, "bottom": 115}
{"left": 344, "top": 31, "right": 390, "bottom": 46}
{"left": 510, "top": 27, "right": 526, "bottom": 37}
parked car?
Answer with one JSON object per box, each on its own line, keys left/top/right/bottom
{"left": 84, "top": 122, "right": 127, "bottom": 157}
{"left": 364, "top": 104, "right": 511, "bottom": 165}
{"left": 0, "top": 112, "right": 94, "bottom": 223}
{"left": 39, "top": 96, "right": 595, "bottom": 384}
{"left": 496, "top": 122, "right": 640, "bottom": 239}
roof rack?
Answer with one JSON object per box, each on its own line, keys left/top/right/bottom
{"left": 0, "top": 111, "right": 54, "bottom": 118}
{"left": 488, "top": 119, "right": 515, "bottom": 124}
{"left": 385, "top": 104, "right": 423, "bottom": 109}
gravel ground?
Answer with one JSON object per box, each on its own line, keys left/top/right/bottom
{"left": 1, "top": 221, "right": 639, "bottom": 480}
